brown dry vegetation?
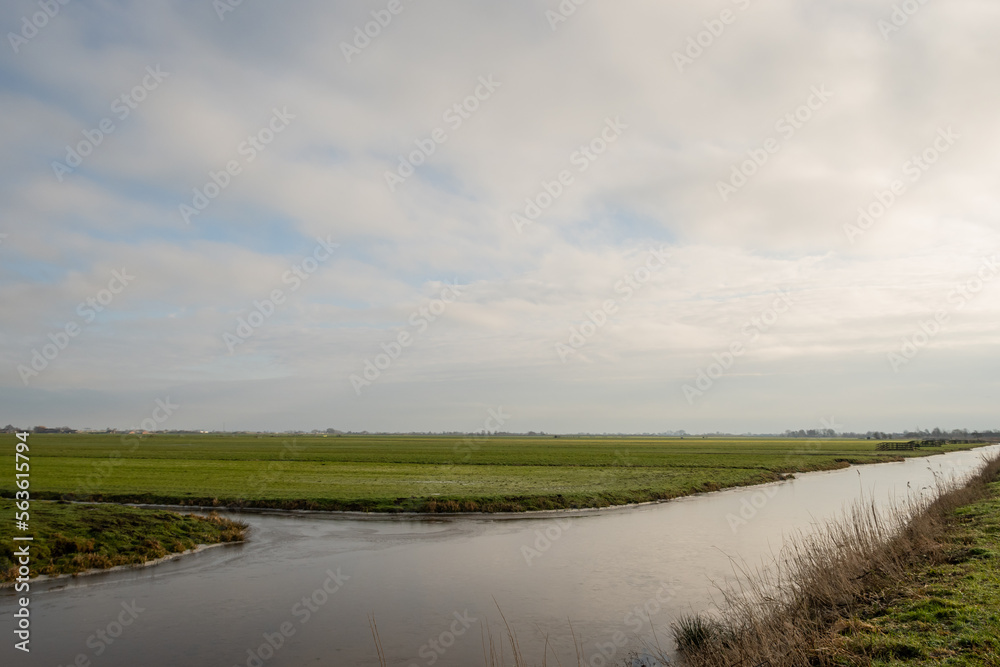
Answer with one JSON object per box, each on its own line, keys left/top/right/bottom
{"left": 671, "top": 454, "right": 1000, "bottom": 667}
{"left": 1, "top": 502, "right": 249, "bottom": 581}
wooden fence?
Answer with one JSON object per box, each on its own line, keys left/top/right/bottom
{"left": 876, "top": 439, "right": 983, "bottom": 451}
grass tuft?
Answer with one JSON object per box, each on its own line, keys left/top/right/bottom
{"left": 0, "top": 500, "right": 249, "bottom": 581}
{"left": 672, "top": 453, "right": 1000, "bottom": 667}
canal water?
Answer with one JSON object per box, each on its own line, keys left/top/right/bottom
{"left": 3, "top": 445, "right": 997, "bottom": 667}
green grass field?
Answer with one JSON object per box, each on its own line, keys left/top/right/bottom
{"left": 0, "top": 500, "right": 247, "bottom": 581}
{"left": 0, "top": 434, "right": 987, "bottom": 513}
{"left": 830, "top": 481, "right": 1000, "bottom": 665}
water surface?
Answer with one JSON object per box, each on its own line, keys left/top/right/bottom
{"left": 3, "top": 445, "right": 996, "bottom": 667}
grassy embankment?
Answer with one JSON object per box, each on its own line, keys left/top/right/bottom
{"left": 671, "top": 454, "right": 1000, "bottom": 667}
{"left": 0, "top": 500, "right": 248, "bottom": 582}
{"left": 826, "top": 480, "right": 1000, "bottom": 665}
{"left": 0, "top": 433, "right": 985, "bottom": 513}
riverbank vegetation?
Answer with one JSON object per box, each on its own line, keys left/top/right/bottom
{"left": 671, "top": 453, "right": 1000, "bottom": 666}
{"left": 1, "top": 433, "right": 987, "bottom": 513}
{"left": 0, "top": 500, "right": 248, "bottom": 582}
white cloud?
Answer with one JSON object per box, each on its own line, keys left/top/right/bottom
{"left": 1, "top": 0, "right": 999, "bottom": 431}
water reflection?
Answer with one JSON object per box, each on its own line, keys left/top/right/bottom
{"left": 3, "top": 446, "right": 996, "bottom": 667}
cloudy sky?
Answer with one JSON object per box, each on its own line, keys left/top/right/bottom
{"left": 1, "top": 0, "right": 998, "bottom": 433}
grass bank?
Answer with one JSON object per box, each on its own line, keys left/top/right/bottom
{"left": 823, "top": 482, "right": 1000, "bottom": 664}
{"left": 1, "top": 434, "right": 985, "bottom": 513}
{"left": 671, "top": 454, "right": 1000, "bottom": 667}
{"left": 0, "top": 500, "right": 248, "bottom": 582}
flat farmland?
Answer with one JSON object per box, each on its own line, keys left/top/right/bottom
{"left": 1, "top": 434, "right": 983, "bottom": 513}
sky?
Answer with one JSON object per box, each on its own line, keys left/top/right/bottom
{"left": 1, "top": 0, "right": 998, "bottom": 434}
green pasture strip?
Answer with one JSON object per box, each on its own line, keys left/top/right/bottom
{"left": 831, "top": 482, "right": 1000, "bottom": 665}
{"left": 1, "top": 434, "right": 982, "bottom": 513}
{"left": 0, "top": 499, "right": 247, "bottom": 581}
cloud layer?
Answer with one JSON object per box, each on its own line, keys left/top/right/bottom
{"left": 1, "top": 0, "right": 998, "bottom": 432}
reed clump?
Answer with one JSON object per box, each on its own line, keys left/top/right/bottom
{"left": 672, "top": 454, "right": 1000, "bottom": 667}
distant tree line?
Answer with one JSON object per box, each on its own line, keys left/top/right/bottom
{"left": 783, "top": 427, "right": 1000, "bottom": 440}
{"left": 0, "top": 425, "right": 78, "bottom": 434}
{"left": 4, "top": 424, "right": 998, "bottom": 439}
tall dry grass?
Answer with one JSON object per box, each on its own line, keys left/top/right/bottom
{"left": 672, "top": 453, "right": 1000, "bottom": 667}
{"left": 366, "top": 454, "right": 1000, "bottom": 666}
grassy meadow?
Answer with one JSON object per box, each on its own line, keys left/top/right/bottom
{"left": 0, "top": 500, "right": 247, "bottom": 582}
{"left": 1, "top": 433, "right": 985, "bottom": 513}
{"left": 671, "top": 454, "right": 1000, "bottom": 667}
{"left": 829, "top": 481, "right": 1000, "bottom": 665}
